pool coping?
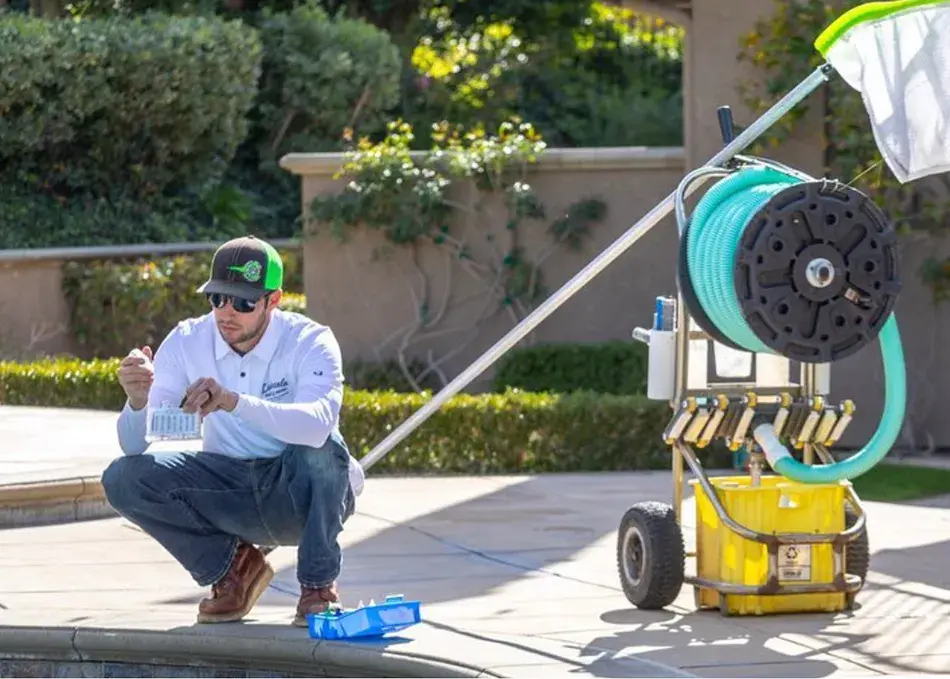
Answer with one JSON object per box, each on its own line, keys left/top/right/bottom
{"left": 0, "top": 624, "right": 501, "bottom": 678}
{"left": 0, "top": 475, "right": 115, "bottom": 529}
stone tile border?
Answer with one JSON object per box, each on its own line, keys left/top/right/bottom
{"left": 0, "top": 626, "right": 497, "bottom": 678}
{"left": 0, "top": 476, "right": 115, "bottom": 529}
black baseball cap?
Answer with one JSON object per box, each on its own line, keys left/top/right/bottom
{"left": 196, "top": 236, "right": 284, "bottom": 300}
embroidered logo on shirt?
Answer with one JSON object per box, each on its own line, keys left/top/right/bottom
{"left": 261, "top": 377, "right": 291, "bottom": 401}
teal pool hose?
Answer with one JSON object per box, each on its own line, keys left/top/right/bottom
{"left": 686, "top": 165, "right": 801, "bottom": 353}
{"left": 686, "top": 164, "right": 907, "bottom": 483}
{"left": 757, "top": 313, "right": 905, "bottom": 482}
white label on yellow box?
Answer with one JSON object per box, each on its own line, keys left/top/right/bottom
{"left": 778, "top": 544, "right": 812, "bottom": 581}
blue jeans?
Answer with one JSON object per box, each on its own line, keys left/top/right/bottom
{"left": 101, "top": 432, "right": 355, "bottom": 589}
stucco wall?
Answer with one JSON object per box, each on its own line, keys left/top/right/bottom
{"left": 282, "top": 147, "right": 686, "bottom": 392}
{"left": 0, "top": 260, "right": 74, "bottom": 359}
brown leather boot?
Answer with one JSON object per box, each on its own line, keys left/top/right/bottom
{"left": 292, "top": 583, "right": 339, "bottom": 627}
{"left": 196, "top": 542, "right": 274, "bottom": 624}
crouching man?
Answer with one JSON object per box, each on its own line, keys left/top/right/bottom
{"left": 101, "top": 235, "right": 364, "bottom": 626}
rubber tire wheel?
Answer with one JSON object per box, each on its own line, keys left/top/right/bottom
{"left": 616, "top": 501, "right": 685, "bottom": 609}
{"left": 845, "top": 503, "right": 870, "bottom": 583}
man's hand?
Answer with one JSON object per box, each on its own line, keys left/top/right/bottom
{"left": 118, "top": 346, "right": 154, "bottom": 411}
{"left": 181, "top": 377, "right": 239, "bottom": 417}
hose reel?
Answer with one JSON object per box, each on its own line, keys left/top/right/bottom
{"left": 677, "top": 164, "right": 902, "bottom": 364}
{"left": 670, "top": 159, "right": 907, "bottom": 484}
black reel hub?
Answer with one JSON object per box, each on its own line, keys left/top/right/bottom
{"left": 733, "top": 179, "right": 901, "bottom": 363}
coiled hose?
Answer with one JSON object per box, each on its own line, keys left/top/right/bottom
{"left": 685, "top": 164, "right": 906, "bottom": 483}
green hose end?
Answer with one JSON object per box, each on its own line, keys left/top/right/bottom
{"left": 762, "top": 313, "right": 906, "bottom": 483}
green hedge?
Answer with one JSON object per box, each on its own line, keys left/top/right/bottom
{"left": 342, "top": 389, "right": 678, "bottom": 474}
{"left": 492, "top": 340, "right": 648, "bottom": 395}
{"left": 59, "top": 251, "right": 652, "bottom": 396}
{"left": 0, "top": 4, "right": 405, "bottom": 248}
{"left": 61, "top": 251, "right": 303, "bottom": 359}
{"left": 0, "top": 186, "right": 217, "bottom": 250}
{"left": 0, "top": 12, "right": 261, "bottom": 202}
{"left": 250, "top": 2, "right": 402, "bottom": 163}
{"left": 0, "top": 357, "right": 729, "bottom": 474}
{"left": 58, "top": 251, "right": 435, "bottom": 391}
{"left": 215, "top": 1, "right": 405, "bottom": 240}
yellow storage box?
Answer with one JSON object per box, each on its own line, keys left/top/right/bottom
{"left": 691, "top": 474, "right": 848, "bottom": 616}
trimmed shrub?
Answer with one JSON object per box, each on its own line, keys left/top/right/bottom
{"left": 250, "top": 1, "right": 403, "bottom": 163}
{"left": 342, "top": 389, "right": 677, "bottom": 474}
{"left": 0, "top": 186, "right": 217, "bottom": 250}
{"left": 0, "top": 12, "right": 262, "bottom": 202}
{"left": 0, "top": 357, "right": 729, "bottom": 474}
{"left": 61, "top": 250, "right": 303, "bottom": 359}
{"left": 210, "top": 1, "right": 405, "bottom": 240}
{"left": 278, "top": 292, "right": 307, "bottom": 315}
{"left": 492, "top": 340, "right": 648, "bottom": 395}
{"left": 0, "top": 357, "right": 127, "bottom": 411}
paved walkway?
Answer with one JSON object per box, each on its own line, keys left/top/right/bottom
{"left": 0, "top": 406, "right": 124, "bottom": 484}
{"left": 0, "top": 406, "right": 202, "bottom": 486}
{"left": 2, "top": 406, "right": 950, "bottom": 676}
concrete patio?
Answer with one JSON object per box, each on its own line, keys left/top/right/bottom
{"left": 2, "top": 406, "right": 950, "bottom": 677}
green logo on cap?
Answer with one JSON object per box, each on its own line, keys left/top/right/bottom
{"left": 229, "top": 260, "right": 262, "bottom": 283}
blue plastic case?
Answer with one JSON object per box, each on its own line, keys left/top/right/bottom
{"left": 306, "top": 594, "right": 422, "bottom": 640}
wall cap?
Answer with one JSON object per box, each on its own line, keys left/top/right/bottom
{"left": 279, "top": 146, "right": 686, "bottom": 177}
{"left": 0, "top": 238, "right": 301, "bottom": 265}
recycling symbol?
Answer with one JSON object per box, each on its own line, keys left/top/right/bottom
{"left": 784, "top": 546, "right": 799, "bottom": 560}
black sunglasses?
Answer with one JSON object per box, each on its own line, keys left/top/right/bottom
{"left": 207, "top": 292, "right": 267, "bottom": 313}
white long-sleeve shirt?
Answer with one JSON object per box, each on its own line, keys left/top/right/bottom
{"left": 116, "top": 309, "right": 364, "bottom": 496}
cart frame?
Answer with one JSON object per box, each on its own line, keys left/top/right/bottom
{"left": 617, "top": 73, "right": 875, "bottom": 613}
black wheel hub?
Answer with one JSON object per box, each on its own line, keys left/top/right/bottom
{"left": 623, "top": 527, "right": 644, "bottom": 585}
{"left": 733, "top": 179, "right": 901, "bottom": 363}
{"left": 615, "top": 502, "right": 685, "bottom": 610}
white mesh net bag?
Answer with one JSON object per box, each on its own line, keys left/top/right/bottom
{"left": 817, "top": 1, "right": 950, "bottom": 183}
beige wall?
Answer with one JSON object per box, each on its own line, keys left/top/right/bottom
{"left": 683, "top": 0, "right": 825, "bottom": 175}
{"left": 282, "top": 147, "right": 686, "bottom": 392}
{"left": 0, "top": 261, "right": 75, "bottom": 360}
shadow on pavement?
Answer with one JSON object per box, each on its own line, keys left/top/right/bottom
{"left": 160, "top": 473, "right": 685, "bottom": 608}
{"left": 421, "top": 613, "right": 699, "bottom": 678}
{"left": 577, "top": 607, "right": 866, "bottom": 678}
{"left": 867, "top": 539, "right": 950, "bottom": 591}
{"left": 308, "top": 472, "right": 686, "bottom": 606}
{"left": 145, "top": 473, "right": 950, "bottom": 676}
